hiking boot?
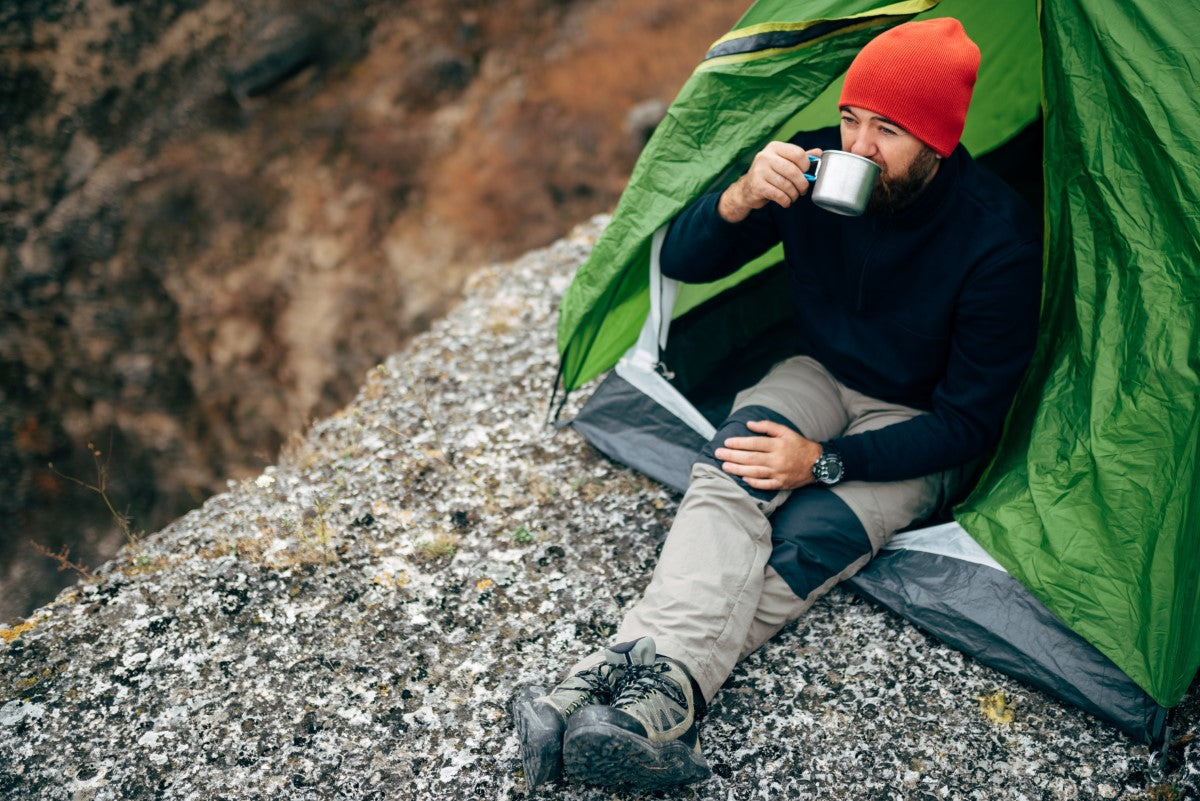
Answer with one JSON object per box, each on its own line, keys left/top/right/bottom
{"left": 511, "top": 658, "right": 624, "bottom": 791}
{"left": 562, "top": 636, "right": 711, "bottom": 790}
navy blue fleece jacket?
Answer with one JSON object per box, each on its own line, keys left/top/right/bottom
{"left": 661, "top": 127, "right": 1042, "bottom": 483}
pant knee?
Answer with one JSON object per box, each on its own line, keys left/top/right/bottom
{"left": 694, "top": 405, "right": 803, "bottom": 503}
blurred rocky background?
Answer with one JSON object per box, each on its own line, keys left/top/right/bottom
{"left": 0, "top": 0, "right": 740, "bottom": 622}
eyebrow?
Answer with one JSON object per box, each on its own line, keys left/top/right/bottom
{"left": 839, "top": 106, "right": 909, "bottom": 132}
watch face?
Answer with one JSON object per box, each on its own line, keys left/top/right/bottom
{"left": 815, "top": 452, "right": 843, "bottom": 484}
{"left": 827, "top": 454, "right": 843, "bottom": 483}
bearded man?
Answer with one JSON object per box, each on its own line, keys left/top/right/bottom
{"left": 514, "top": 17, "right": 1042, "bottom": 792}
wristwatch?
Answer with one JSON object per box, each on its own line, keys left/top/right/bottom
{"left": 812, "top": 449, "right": 844, "bottom": 485}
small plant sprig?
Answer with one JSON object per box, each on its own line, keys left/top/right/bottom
{"left": 27, "top": 541, "right": 93, "bottom": 580}
{"left": 405, "top": 375, "right": 456, "bottom": 468}
{"left": 48, "top": 438, "right": 140, "bottom": 545}
{"left": 416, "top": 530, "right": 459, "bottom": 561}
{"left": 296, "top": 496, "right": 335, "bottom": 563}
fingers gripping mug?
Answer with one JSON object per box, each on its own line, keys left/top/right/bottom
{"left": 809, "top": 150, "right": 880, "bottom": 216}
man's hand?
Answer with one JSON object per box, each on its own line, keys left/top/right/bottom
{"left": 718, "top": 142, "right": 822, "bottom": 223}
{"left": 713, "top": 419, "right": 823, "bottom": 491}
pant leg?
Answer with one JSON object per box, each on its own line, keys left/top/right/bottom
{"left": 734, "top": 472, "right": 946, "bottom": 663}
{"left": 736, "top": 566, "right": 824, "bottom": 663}
{"left": 734, "top": 381, "right": 977, "bottom": 662}
{"left": 614, "top": 462, "right": 776, "bottom": 702}
{"left": 615, "top": 357, "right": 852, "bottom": 702}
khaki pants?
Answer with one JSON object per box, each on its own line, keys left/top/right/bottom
{"left": 579, "top": 356, "right": 970, "bottom": 701}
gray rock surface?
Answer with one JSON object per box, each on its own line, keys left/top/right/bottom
{"left": 2, "top": 218, "right": 1197, "bottom": 800}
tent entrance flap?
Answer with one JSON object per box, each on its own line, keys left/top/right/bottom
{"left": 616, "top": 227, "right": 716, "bottom": 442}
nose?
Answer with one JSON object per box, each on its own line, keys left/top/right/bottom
{"left": 848, "top": 129, "right": 878, "bottom": 158}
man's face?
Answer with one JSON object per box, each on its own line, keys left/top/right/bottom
{"left": 839, "top": 105, "right": 941, "bottom": 214}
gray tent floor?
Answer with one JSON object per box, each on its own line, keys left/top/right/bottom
{"left": 2, "top": 218, "right": 1196, "bottom": 800}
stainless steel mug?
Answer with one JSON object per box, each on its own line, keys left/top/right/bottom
{"left": 810, "top": 150, "right": 880, "bottom": 216}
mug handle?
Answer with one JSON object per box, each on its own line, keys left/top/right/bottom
{"left": 805, "top": 154, "right": 820, "bottom": 183}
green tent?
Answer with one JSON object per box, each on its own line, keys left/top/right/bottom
{"left": 555, "top": 0, "right": 1200, "bottom": 736}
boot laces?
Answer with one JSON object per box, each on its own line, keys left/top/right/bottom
{"left": 557, "top": 662, "right": 618, "bottom": 714}
{"left": 574, "top": 663, "right": 618, "bottom": 703}
{"left": 613, "top": 661, "right": 686, "bottom": 709}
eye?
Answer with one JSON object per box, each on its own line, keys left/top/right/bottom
{"left": 880, "top": 125, "right": 900, "bottom": 136}
{"left": 840, "top": 115, "right": 857, "bottom": 126}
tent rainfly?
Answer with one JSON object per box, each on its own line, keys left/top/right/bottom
{"left": 553, "top": 0, "right": 1200, "bottom": 744}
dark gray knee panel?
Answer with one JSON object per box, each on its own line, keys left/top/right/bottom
{"left": 694, "top": 405, "right": 802, "bottom": 503}
{"left": 694, "top": 404, "right": 870, "bottom": 600}
{"left": 768, "top": 487, "right": 871, "bottom": 600}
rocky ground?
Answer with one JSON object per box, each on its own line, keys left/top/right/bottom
{"left": 1, "top": 218, "right": 1196, "bottom": 800}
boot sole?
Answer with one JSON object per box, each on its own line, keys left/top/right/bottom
{"left": 511, "top": 685, "right": 563, "bottom": 791}
{"left": 562, "top": 717, "right": 711, "bottom": 790}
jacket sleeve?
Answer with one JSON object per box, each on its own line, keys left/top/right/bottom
{"left": 660, "top": 192, "right": 783, "bottom": 283}
{"left": 825, "top": 239, "right": 1043, "bottom": 482}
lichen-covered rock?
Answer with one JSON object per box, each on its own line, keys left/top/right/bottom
{"left": 1, "top": 219, "right": 1196, "bottom": 800}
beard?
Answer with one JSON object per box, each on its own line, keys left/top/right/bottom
{"left": 867, "top": 146, "right": 941, "bottom": 215}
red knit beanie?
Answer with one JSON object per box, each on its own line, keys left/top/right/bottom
{"left": 838, "top": 18, "right": 980, "bottom": 157}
